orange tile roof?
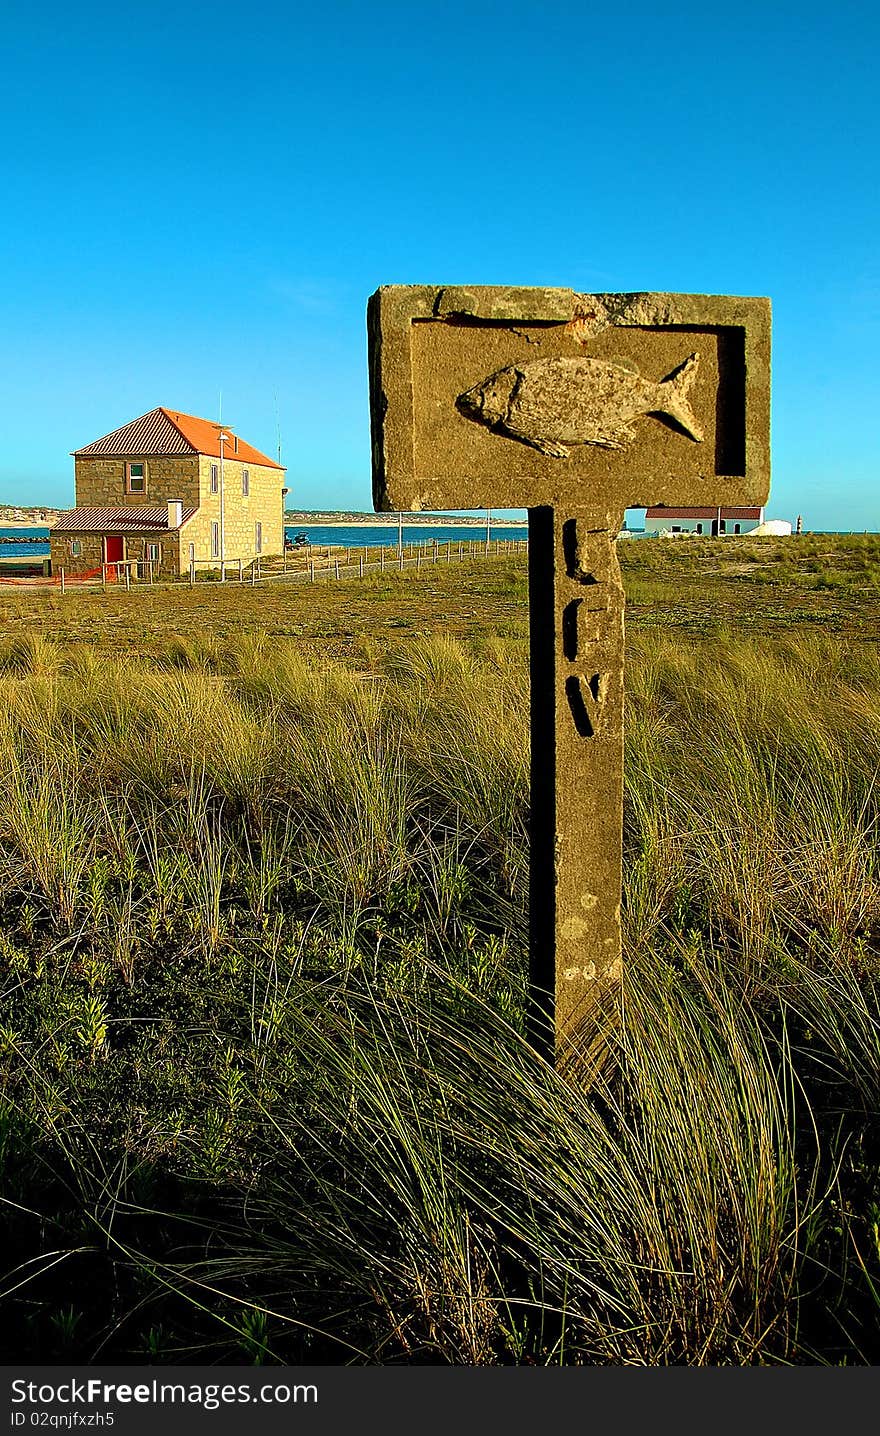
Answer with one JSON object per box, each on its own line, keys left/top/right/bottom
{"left": 162, "top": 410, "right": 284, "bottom": 469}
{"left": 73, "top": 407, "right": 284, "bottom": 470}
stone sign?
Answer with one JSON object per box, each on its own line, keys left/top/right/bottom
{"left": 367, "top": 286, "right": 771, "bottom": 1061}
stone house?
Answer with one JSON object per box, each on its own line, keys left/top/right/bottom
{"left": 644, "top": 505, "right": 764, "bottom": 537}
{"left": 51, "top": 408, "right": 287, "bottom": 577}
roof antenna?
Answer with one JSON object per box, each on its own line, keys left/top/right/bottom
{"left": 274, "top": 388, "right": 282, "bottom": 465}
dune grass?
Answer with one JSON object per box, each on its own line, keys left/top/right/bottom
{"left": 0, "top": 623, "right": 878, "bottom": 1363}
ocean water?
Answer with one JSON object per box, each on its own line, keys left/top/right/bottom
{"left": 0, "top": 526, "right": 50, "bottom": 557}
{"left": 0, "top": 522, "right": 665, "bottom": 561}
{"left": 283, "top": 523, "right": 530, "bottom": 549}
{"left": 284, "top": 524, "right": 653, "bottom": 547}
{"left": 0, "top": 523, "right": 531, "bottom": 558}
{"left": 0, "top": 522, "right": 662, "bottom": 560}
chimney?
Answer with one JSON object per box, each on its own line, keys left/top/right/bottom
{"left": 167, "top": 500, "right": 183, "bottom": 528}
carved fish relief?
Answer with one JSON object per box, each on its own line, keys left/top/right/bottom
{"left": 455, "top": 352, "right": 703, "bottom": 458}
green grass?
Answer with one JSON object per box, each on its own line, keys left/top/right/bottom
{"left": 0, "top": 538, "right": 879, "bottom": 1363}
{"left": 1, "top": 533, "right": 878, "bottom": 660}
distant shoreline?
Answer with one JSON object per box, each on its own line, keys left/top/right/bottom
{"left": 0, "top": 514, "right": 529, "bottom": 532}
{"left": 0, "top": 519, "right": 58, "bottom": 529}
{"left": 284, "top": 515, "right": 527, "bottom": 529}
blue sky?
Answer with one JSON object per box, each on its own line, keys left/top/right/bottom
{"left": 1, "top": 0, "right": 877, "bottom": 530}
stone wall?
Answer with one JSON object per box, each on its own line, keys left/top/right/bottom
{"left": 64, "top": 451, "right": 285, "bottom": 574}
{"left": 74, "top": 456, "right": 201, "bottom": 508}
{"left": 50, "top": 530, "right": 182, "bottom": 578}
{"left": 186, "top": 457, "right": 285, "bottom": 565}
{"left": 49, "top": 533, "right": 104, "bottom": 575}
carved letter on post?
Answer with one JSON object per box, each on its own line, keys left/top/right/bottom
{"left": 367, "top": 286, "right": 771, "bottom": 1063}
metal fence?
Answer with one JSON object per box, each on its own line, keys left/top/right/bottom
{"left": 41, "top": 536, "right": 528, "bottom": 594}
{"left": 248, "top": 536, "right": 529, "bottom": 586}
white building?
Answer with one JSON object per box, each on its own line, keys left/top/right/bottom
{"left": 749, "top": 519, "right": 793, "bottom": 537}
{"left": 644, "top": 506, "right": 765, "bottom": 537}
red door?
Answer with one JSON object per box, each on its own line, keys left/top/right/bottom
{"left": 105, "top": 535, "right": 124, "bottom": 580}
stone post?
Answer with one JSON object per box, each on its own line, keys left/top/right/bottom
{"left": 367, "top": 285, "right": 770, "bottom": 1062}
{"left": 528, "top": 506, "right": 625, "bottom": 1047}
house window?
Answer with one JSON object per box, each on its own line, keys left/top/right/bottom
{"left": 720, "top": 520, "right": 727, "bottom": 533}
{"left": 211, "top": 522, "right": 220, "bottom": 558}
{"left": 696, "top": 523, "right": 703, "bottom": 534}
{"left": 210, "top": 464, "right": 219, "bottom": 494}
{"left": 145, "top": 542, "right": 161, "bottom": 563}
{"left": 242, "top": 469, "right": 250, "bottom": 497}
{"left": 255, "top": 521, "right": 262, "bottom": 554}
{"left": 734, "top": 523, "right": 741, "bottom": 534}
{"left": 70, "top": 539, "right": 82, "bottom": 557}
{"left": 126, "top": 462, "right": 146, "bottom": 494}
